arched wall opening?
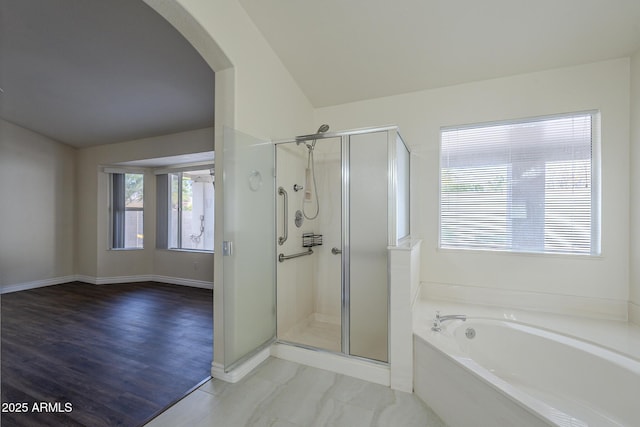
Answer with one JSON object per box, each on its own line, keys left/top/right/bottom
{"left": 144, "top": 0, "right": 235, "bottom": 369}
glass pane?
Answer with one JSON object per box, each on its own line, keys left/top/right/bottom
{"left": 169, "top": 173, "right": 179, "bottom": 249}
{"left": 396, "top": 133, "right": 410, "bottom": 241}
{"left": 122, "top": 173, "right": 144, "bottom": 249}
{"left": 223, "top": 127, "right": 276, "bottom": 369}
{"left": 124, "top": 210, "right": 144, "bottom": 248}
{"left": 349, "top": 132, "right": 388, "bottom": 362}
{"left": 440, "top": 112, "right": 596, "bottom": 255}
{"left": 181, "top": 171, "right": 215, "bottom": 251}
{"left": 275, "top": 137, "right": 342, "bottom": 353}
{"left": 124, "top": 173, "right": 144, "bottom": 208}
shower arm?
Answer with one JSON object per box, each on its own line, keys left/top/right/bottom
{"left": 278, "top": 187, "right": 288, "bottom": 245}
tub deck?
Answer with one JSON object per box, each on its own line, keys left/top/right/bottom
{"left": 414, "top": 297, "right": 640, "bottom": 363}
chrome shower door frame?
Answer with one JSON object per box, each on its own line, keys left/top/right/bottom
{"left": 273, "top": 125, "right": 409, "bottom": 363}
{"left": 340, "top": 134, "right": 350, "bottom": 355}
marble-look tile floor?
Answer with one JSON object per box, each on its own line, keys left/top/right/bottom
{"left": 145, "top": 357, "right": 447, "bottom": 427}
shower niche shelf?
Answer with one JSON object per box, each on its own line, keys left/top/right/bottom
{"left": 302, "top": 233, "right": 323, "bottom": 248}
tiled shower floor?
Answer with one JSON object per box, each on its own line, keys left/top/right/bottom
{"left": 280, "top": 315, "right": 341, "bottom": 352}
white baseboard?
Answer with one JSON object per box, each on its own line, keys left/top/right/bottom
{"left": 75, "top": 275, "right": 99, "bottom": 284}
{"left": 630, "top": 301, "right": 640, "bottom": 326}
{"left": 422, "top": 282, "right": 628, "bottom": 321}
{"left": 211, "top": 343, "right": 391, "bottom": 387}
{"left": 271, "top": 343, "right": 390, "bottom": 387}
{"left": 211, "top": 347, "right": 271, "bottom": 383}
{"left": 152, "top": 275, "right": 213, "bottom": 290}
{"left": 1, "top": 275, "right": 77, "bottom": 294}
{"left": 92, "top": 275, "right": 156, "bottom": 285}
{"left": 3, "top": 274, "right": 213, "bottom": 293}
{"left": 78, "top": 275, "right": 212, "bottom": 289}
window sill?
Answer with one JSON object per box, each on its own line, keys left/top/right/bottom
{"left": 163, "top": 248, "right": 214, "bottom": 255}
{"left": 109, "top": 247, "right": 145, "bottom": 251}
{"left": 436, "top": 246, "right": 602, "bottom": 260}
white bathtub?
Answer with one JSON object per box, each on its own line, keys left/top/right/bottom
{"left": 414, "top": 318, "right": 640, "bottom": 427}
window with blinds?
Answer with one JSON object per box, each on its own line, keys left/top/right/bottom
{"left": 111, "top": 172, "right": 144, "bottom": 249}
{"left": 439, "top": 111, "right": 600, "bottom": 255}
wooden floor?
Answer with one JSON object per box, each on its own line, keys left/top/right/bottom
{"left": 1, "top": 281, "right": 213, "bottom": 427}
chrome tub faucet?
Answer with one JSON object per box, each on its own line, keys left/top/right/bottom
{"left": 431, "top": 310, "right": 467, "bottom": 332}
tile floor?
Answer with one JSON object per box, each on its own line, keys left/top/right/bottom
{"left": 144, "top": 357, "right": 447, "bottom": 427}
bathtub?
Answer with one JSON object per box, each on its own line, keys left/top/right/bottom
{"left": 414, "top": 317, "right": 640, "bottom": 427}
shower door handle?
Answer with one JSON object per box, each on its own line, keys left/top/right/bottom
{"left": 331, "top": 247, "right": 342, "bottom": 255}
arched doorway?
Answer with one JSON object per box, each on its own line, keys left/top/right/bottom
{"left": 143, "top": 0, "right": 235, "bottom": 373}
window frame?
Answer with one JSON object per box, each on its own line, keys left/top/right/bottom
{"left": 166, "top": 168, "right": 214, "bottom": 253}
{"left": 438, "top": 111, "right": 601, "bottom": 256}
{"left": 109, "top": 171, "right": 145, "bottom": 250}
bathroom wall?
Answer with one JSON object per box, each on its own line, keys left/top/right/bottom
{"left": 0, "top": 120, "right": 76, "bottom": 291}
{"left": 76, "top": 127, "right": 215, "bottom": 284}
{"left": 315, "top": 58, "right": 630, "bottom": 318}
{"left": 630, "top": 50, "right": 640, "bottom": 324}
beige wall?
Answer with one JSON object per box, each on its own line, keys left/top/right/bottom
{"left": 0, "top": 120, "right": 76, "bottom": 290}
{"left": 76, "top": 127, "right": 215, "bottom": 283}
{"left": 630, "top": 50, "right": 640, "bottom": 322}
{"left": 0, "top": 122, "right": 218, "bottom": 287}
{"left": 315, "top": 58, "right": 631, "bottom": 312}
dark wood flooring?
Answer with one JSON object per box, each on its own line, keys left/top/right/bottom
{"left": 1, "top": 281, "right": 213, "bottom": 427}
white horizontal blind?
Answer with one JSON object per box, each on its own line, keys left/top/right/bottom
{"left": 440, "top": 112, "right": 598, "bottom": 255}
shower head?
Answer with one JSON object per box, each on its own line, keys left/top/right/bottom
{"left": 308, "top": 124, "right": 330, "bottom": 150}
{"left": 295, "top": 124, "right": 331, "bottom": 150}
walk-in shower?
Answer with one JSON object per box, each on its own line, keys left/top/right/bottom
{"left": 275, "top": 126, "right": 410, "bottom": 363}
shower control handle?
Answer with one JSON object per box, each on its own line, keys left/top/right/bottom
{"left": 331, "top": 247, "right": 342, "bottom": 255}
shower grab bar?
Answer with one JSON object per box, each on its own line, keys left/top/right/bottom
{"left": 279, "top": 248, "right": 313, "bottom": 262}
{"left": 278, "top": 187, "right": 288, "bottom": 245}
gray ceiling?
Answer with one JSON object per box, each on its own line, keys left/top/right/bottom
{"left": 0, "top": 0, "right": 214, "bottom": 148}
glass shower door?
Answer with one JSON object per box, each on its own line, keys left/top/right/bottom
{"left": 273, "top": 127, "right": 396, "bottom": 364}
{"left": 348, "top": 131, "right": 389, "bottom": 362}
{"left": 222, "top": 127, "right": 276, "bottom": 370}
{"left": 275, "top": 137, "right": 343, "bottom": 353}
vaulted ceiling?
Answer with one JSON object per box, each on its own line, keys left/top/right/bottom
{"left": 239, "top": 0, "right": 640, "bottom": 107}
{"left": 0, "top": 0, "right": 214, "bottom": 148}
{"left": 2, "top": 1, "right": 640, "bottom": 148}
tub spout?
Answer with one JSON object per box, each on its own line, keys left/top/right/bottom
{"left": 431, "top": 311, "right": 467, "bottom": 332}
